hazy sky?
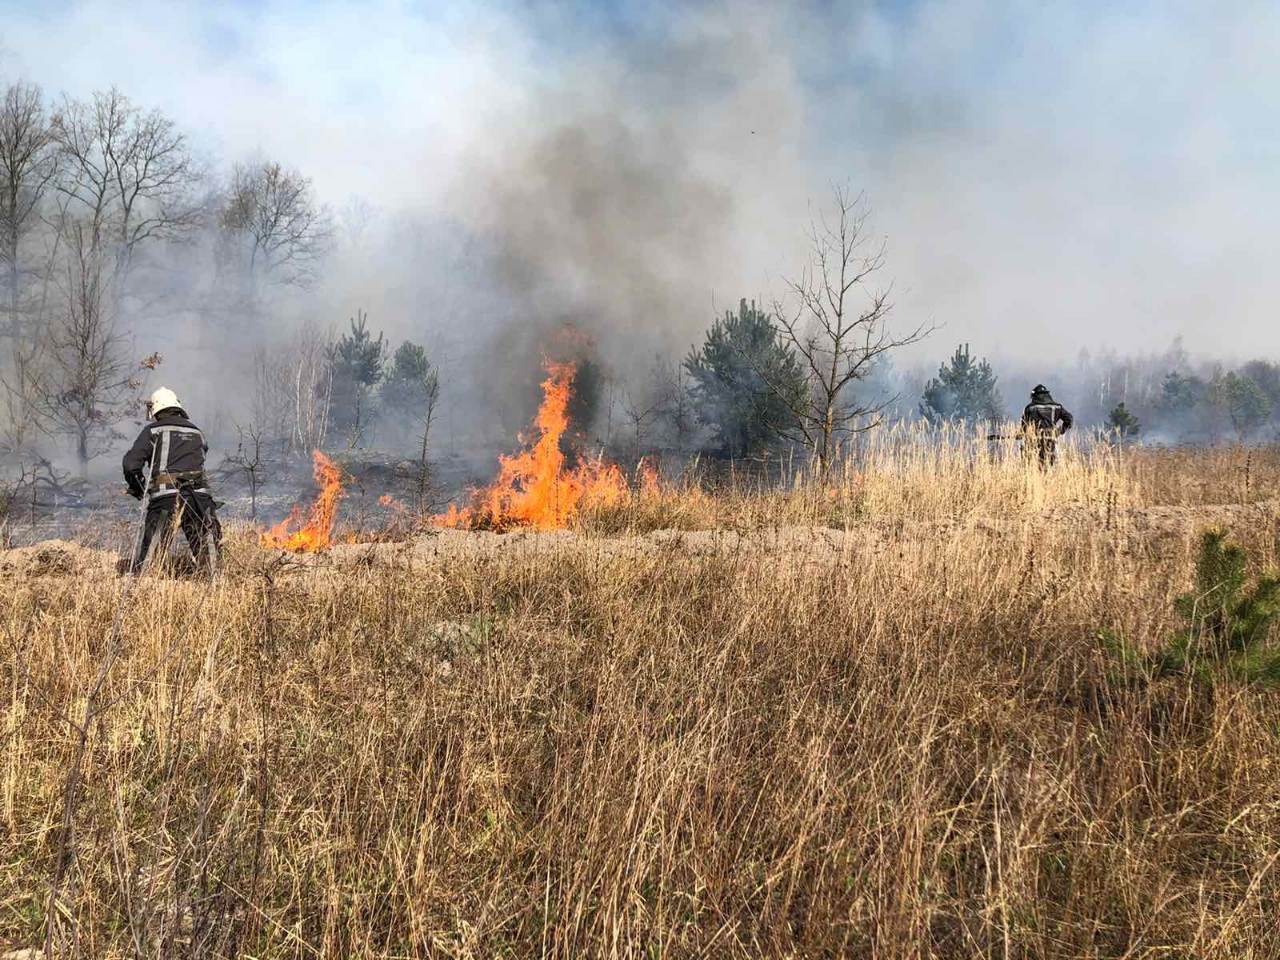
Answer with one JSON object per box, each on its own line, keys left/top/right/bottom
{"left": 2, "top": 0, "right": 1277, "bottom": 366}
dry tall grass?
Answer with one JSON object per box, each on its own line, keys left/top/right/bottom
{"left": 3, "top": 431, "right": 1280, "bottom": 958}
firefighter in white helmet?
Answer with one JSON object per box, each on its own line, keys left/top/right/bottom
{"left": 122, "top": 386, "right": 222, "bottom": 574}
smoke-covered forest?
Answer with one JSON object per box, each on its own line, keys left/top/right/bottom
{"left": 2, "top": 77, "right": 1277, "bottom": 519}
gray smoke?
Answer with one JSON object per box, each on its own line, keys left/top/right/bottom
{"left": 1, "top": 0, "right": 1278, "bottom": 473}
{"left": 438, "top": 4, "right": 811, "bottom": 435}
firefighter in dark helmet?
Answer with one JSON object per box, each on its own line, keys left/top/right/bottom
{"left": 1021, "top": 384, "right": 1074, "bottom": 466}
{"left": 122, "top": 386, "right": 222, "bottom": 574}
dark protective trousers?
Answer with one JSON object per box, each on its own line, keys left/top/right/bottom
{"left": 1030, "top": 436, "right": 1058, "bottom": 467}
{"left": 131, "top": 490, "right": 222, "bottom": 574}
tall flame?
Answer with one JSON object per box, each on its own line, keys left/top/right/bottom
{"left": 436, "top": 362, "right": 626, "bottom": 531}
{"left": 261, "top": 450, "right": 344, "bottom": 552}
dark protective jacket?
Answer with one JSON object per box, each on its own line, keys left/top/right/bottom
{"left": 122, "top": 409, "right": 211, "bottom": 500}
{"left": 1021, "top": 390, "right": 1074, "bottom": 436}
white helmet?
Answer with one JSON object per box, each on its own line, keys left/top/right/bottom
{"left": 147, "top": 386, "right": 182, "bottom": 417}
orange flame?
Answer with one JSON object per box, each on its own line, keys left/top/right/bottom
{"left": 260, "top": 450, "right": 344, "bottom": 552}
{"left": 638, "top": 458, "right": 661, "bottom": 497}
{"left": 436, "top": 362, "right": 626, "bottom": 531}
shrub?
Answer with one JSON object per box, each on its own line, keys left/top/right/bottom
{"left": 1105, "top": 402, "right": 1141, "bottom": 439}
{"left": 1104, "top": 529, "right": 1280, "bottom": 686}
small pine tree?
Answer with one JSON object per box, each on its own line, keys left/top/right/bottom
{"left": 1106, "top": 530, "right": 1280, "bottom": 687}
{"left": 1105, "top": 402, "right": 1141, "bottom": 438}
{"left": 1161, "top": 530, "right": 1280, "bottom": 683}
{"left": 684, "top": 299, "right": 807, "bottom": 458}
{"left": 919, "top": 343, "right": 1003, "bottom": 425}
{"left": 328, "top": 310, "right": 385, "bottom": 448}
{"left": 381, "top": 341, "right": 439, "bottom": 423}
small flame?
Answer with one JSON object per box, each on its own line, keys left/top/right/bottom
{"left": 260, "top": 450, "right": 344, "bottom": 552}
{"left": 436, "top": 362, "right": 626, "bottom": 531}
{"left": 638, "top": 458, "right": 661, "bottom": 497}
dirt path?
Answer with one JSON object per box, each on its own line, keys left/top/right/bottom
{"left": 3, "top": 499, "right": 1275, "bottom": 581}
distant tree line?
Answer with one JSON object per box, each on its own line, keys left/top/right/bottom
{"left": 674, "top": 323, "right": 1280, "bottom": 460}
{"left": 1056, "top": 340, "right": 1280, "bottom": 444}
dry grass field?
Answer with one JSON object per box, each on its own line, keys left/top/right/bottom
{"left": 3, "top": 431, "right": 1280, "bottom": 958}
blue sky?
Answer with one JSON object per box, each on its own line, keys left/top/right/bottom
{"left": 1, "top": 0, "right": 1277, "bottom": 361}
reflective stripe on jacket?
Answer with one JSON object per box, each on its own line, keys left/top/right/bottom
{"left": 1021, "top": 397, "right": 1074, "bottom": 436}
{"left": 122, "top": 412, "right": 210, "bottom": 499}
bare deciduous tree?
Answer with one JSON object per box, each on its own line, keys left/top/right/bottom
{"left": 0, "top": 81, "right": 59, "bottom": 452}
{"left": 250, "top": 323, "right": 334, "bottom": 462}
{"left": 1, "top": 81, "right": 58, "bottom": 325}
{"left": 620, "top": 354, "right": 688, "bottom": 457}
{"left": 251, "top": 344, "right": 294, "bottom": 453}
{"left": 337, "top": 195, "right": 378, "bottom": 251}
{"left": 291, "top": 325, "right": 334, "bottom": 458}
{"left": 621, "top": 387, "right": 662, "bottom": 455}
{"left": 228, "top": 422, "right": 269, "bottom": 519}
{"left": 768, "top": 187, "right": 932, "bottom": 472}
{"left": 288, "top": 322, "right": 335, "bottom": 458}
{"left": 40, "top": 88, "right": 201, "bottom": 459}
{"left": 51, "top": 87, "right": 201, "bottom": 271}
{"left": 0, "top": 86, "right": 205, "bottom": 469}
{"left": 650, "top": 354, "right": 696, "bottom": 453}
{"left": 39, "top": 235, "right": 138, "bottom": 475}
{"left": 220, "top": 160, "right": 332, "bottom": 290}
{"left": 0, "top": 457, "right": 68, "bottom": 533}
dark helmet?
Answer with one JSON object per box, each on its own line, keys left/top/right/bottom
{"left": 1031, "top": 384, "right": 1052, "bottom": 401}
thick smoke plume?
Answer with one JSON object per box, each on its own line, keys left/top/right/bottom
{"left": 1, "top": 0, "right": 1278, "bottom": 480}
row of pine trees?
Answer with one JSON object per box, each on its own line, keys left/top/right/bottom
{"left": 683, "top": 311, "right": 1280, "bottom": 456}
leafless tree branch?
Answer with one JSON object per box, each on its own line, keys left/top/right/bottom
{"left": 220, "top": 160, "right": 332, "bottom": 291}
{"left": 766, "top": 185, "right": 935, "bottom": 471}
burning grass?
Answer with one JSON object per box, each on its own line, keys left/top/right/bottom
{"left": 435, "top": 362, "right": 627, "bottom": 531}
{"left": 3, "top": 443, "right": 1280, "bottom": 957}
{"left": 259, "top": 449, "right": 344, "bottom": 552}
